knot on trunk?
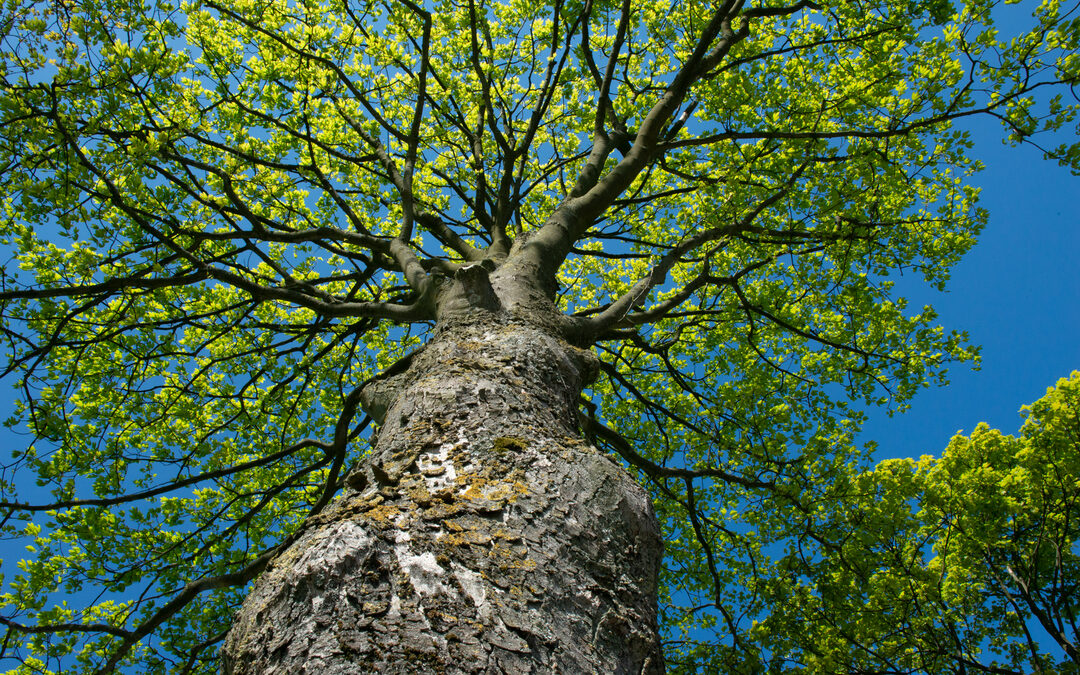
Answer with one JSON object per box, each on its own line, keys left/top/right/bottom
{"left": 436, "top": 263, "right": 501, "bottom": 318}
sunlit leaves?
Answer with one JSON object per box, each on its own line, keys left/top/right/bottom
{"left": 743, "top": 373, "right": 1080, "bottom": 673}
{"left": 1, "top": 0, "right": 1078, "bottom": 670}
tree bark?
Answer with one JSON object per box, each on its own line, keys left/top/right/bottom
{"left": 221, "top": 269, "right": 664, "bottom": 673}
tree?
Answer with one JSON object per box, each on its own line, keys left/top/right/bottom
{"left": 0, "top": 0, "right": 1076, "bottom": 671}
{"left": 755, "top": 371, "right": 1080, "bottom": 674}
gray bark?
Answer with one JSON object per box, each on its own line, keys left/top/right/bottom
{"left": 221, "top": 267, "right": 664, "bottom": 674}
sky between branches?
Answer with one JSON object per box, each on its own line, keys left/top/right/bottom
{"left": 859, "top": 110, "right": 1078, "bottom": 459}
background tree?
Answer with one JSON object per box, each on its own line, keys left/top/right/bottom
{"left": 756, "top": 371, "right": 1080, "bottom": 674}
{"left": 0, "top": 0, "right": 1076, "bottom": 672}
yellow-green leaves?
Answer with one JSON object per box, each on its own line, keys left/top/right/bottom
{"left": 2, "top": 0, "right": 1078, "bottom": 671}
{"left": 743, "top": 372, "right": 1080, "bottom": 673}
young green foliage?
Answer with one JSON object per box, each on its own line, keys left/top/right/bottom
{"left": 0, "top": 0, "right": 1077, "bottom": 670}
{"left": 751, "top": 372, "right": 1080, "bottom": 674}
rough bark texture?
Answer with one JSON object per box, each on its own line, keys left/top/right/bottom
{"left": 222, "top": 272, "right": 664, "bottom": 674}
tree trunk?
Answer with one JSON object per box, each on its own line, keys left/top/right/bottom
{"left": 221, "top": 269, "right": 664, "bottom": 673}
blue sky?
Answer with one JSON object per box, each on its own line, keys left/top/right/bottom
{"left": 860, "top": 114, "right": 1079, "bottom": 460}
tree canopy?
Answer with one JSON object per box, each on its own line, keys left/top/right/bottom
{"left": 0, "top": 0, "right": 1077, "bottom": 671}
{"left": 757, "top": 371, "right": 1080, "bottom": 674}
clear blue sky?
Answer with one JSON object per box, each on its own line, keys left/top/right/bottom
{"left": 860, "top": 115, "right": 1079, "bottom": 460}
